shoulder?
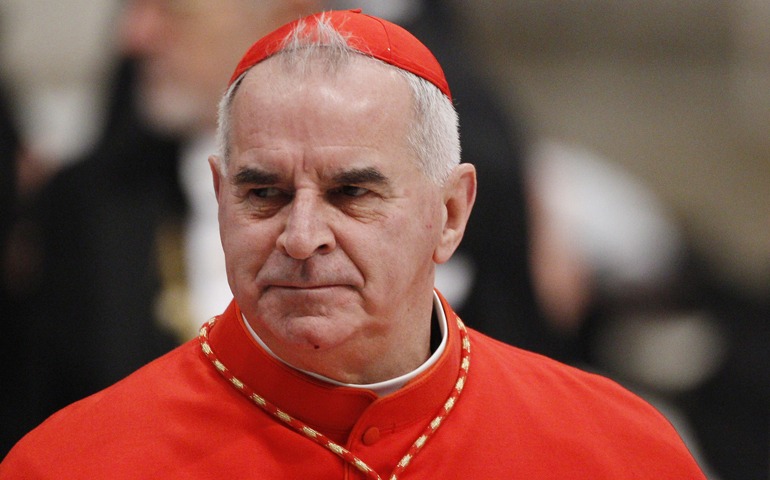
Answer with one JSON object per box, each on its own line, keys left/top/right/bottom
{"left": 467, "top": 329, "right": 663, "bottom": 419}
{"left": 0, "top": 340, "right": 214, "bottom": 478}
{"left": 463, "top": 329, "right": 702, "bottom": 466}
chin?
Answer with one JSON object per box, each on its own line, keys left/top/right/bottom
{"left": 271, "top": 313, "right": 362, "bottom": 352}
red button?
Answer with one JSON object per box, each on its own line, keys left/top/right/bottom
{"left": 362, "top": 427, "right": 380, "bottom": 446}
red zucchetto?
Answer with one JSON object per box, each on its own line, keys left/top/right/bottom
{"left": 228, "top": 9, "right": 451, "bottom": 100}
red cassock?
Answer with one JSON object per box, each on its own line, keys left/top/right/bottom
{"left": 1, "top": 293, "right": 706, "bottom": 479}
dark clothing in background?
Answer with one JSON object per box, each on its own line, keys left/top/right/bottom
{"left": 0, "top": 82, "right": 25, "bottom": 457}
{"left": 29, "top": 112, "right": 183, "bottom": 407}
{"left": 678, "top": 276, "right": 770, "bottom": 480}
{"left": 0, "top": 87, "right": 16, "bottom": 239}
{"left": 2, "top": 62, "right": 182, "bottom": 457}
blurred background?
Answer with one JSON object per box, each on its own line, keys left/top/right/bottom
{"left": 0, "top": 0, "right": 767, "bottom": 479}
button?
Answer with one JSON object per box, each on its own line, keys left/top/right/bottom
{"left": 362, "top": 427, "right": 380, "bottom": 446}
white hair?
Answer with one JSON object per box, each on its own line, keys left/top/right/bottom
{"left": 216, "top": 13, "right": 460, "bottom": 185}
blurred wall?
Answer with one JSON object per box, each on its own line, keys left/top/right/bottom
{"left": 0, "top": 0, "right": 120, "bottom": 163}
{"left": 458, "top": 0, "right": 770, "bottom": 295}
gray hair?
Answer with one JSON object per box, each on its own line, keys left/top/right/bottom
{"left": 216, "top": 14, "right": 460, "bottom": 185}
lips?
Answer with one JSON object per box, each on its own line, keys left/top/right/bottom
{"left": 266, "top": 283, "right": 353, "bottom": 293}
{"left": 256, "top": 254, "right": 365, "bottom": 291}
{"left": 270, "top": 283, "right": 343, "bottom": 289}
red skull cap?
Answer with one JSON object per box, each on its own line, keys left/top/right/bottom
{"left": 228, "top": 9, "right": 451, "bottom": 100}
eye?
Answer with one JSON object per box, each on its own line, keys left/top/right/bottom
{"left": 252, "top": 187, "right": 282, "bottom": 198}
{"left": 243, "top": 186, "right": 289, "bottom": 217}
{"left": 339, "top": 185, "right": 369, "bottom": 197}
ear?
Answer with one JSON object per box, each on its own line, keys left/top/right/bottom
{"left": 433, "top": 163, "right": 477, "bottom": 264}
{"left": 209, "top": 155, "right": 223, "bottom": 200}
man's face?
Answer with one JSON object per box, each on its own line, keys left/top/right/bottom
{"left": 120, "top": 0, "right": 287, "bottom": 134}
{"left": 212, "top": 56, "right": 448, "bottom": 383}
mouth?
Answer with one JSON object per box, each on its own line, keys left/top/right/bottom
{"left": 266, "top": 284, "right": 351, "bottom": 291}
{"left": 262, "top": 284, "right": 356, "bottom": 299}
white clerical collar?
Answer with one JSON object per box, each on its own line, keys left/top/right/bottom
{"left": 243, "top": 291, "right": 448, "bottom": 397}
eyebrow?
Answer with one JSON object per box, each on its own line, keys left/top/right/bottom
{"left": 331, "top": 167, "right": 389, "bottom": 186}
{"left": 230, "top": 165, "right": 389, "bottom": 187}
{"left": 232, "top": 167, "right": 280, "bottom": 186}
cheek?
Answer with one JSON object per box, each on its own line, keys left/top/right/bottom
{"left": 220, "top": 211, "right": 275, "bottom": 275}
{"left": 404, "top": 196, "right": 443, "bottom": 243}
{"left": 359, "top": 206, "right": 440, "bottom": 272}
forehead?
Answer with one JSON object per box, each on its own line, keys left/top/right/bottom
{"left": 234, "top": 52, "right": 412, "bottom": 110}
{"left": 228, "top": 54, "right": 417, "bottom": 173}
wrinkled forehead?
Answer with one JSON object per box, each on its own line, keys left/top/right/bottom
{"left": 232, "top": 51, "right": 412, "bottom": 113}
{"left": 226, "top": 55, "right": 417, "bottom": 170}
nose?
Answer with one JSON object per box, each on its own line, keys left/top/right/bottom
{"left": 276, "top": 191, "right": 336, "bottom": 260}
{"left": 118, "top": 0, "right": 165, "bottom": 56}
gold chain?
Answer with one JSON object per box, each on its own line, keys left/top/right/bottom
{"left": 199, "top": 316, "right": 471, "bottom": 480}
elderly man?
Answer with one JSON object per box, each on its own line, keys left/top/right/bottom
{"left": 2, "top": 11, "right": 706, "bottom": 479}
